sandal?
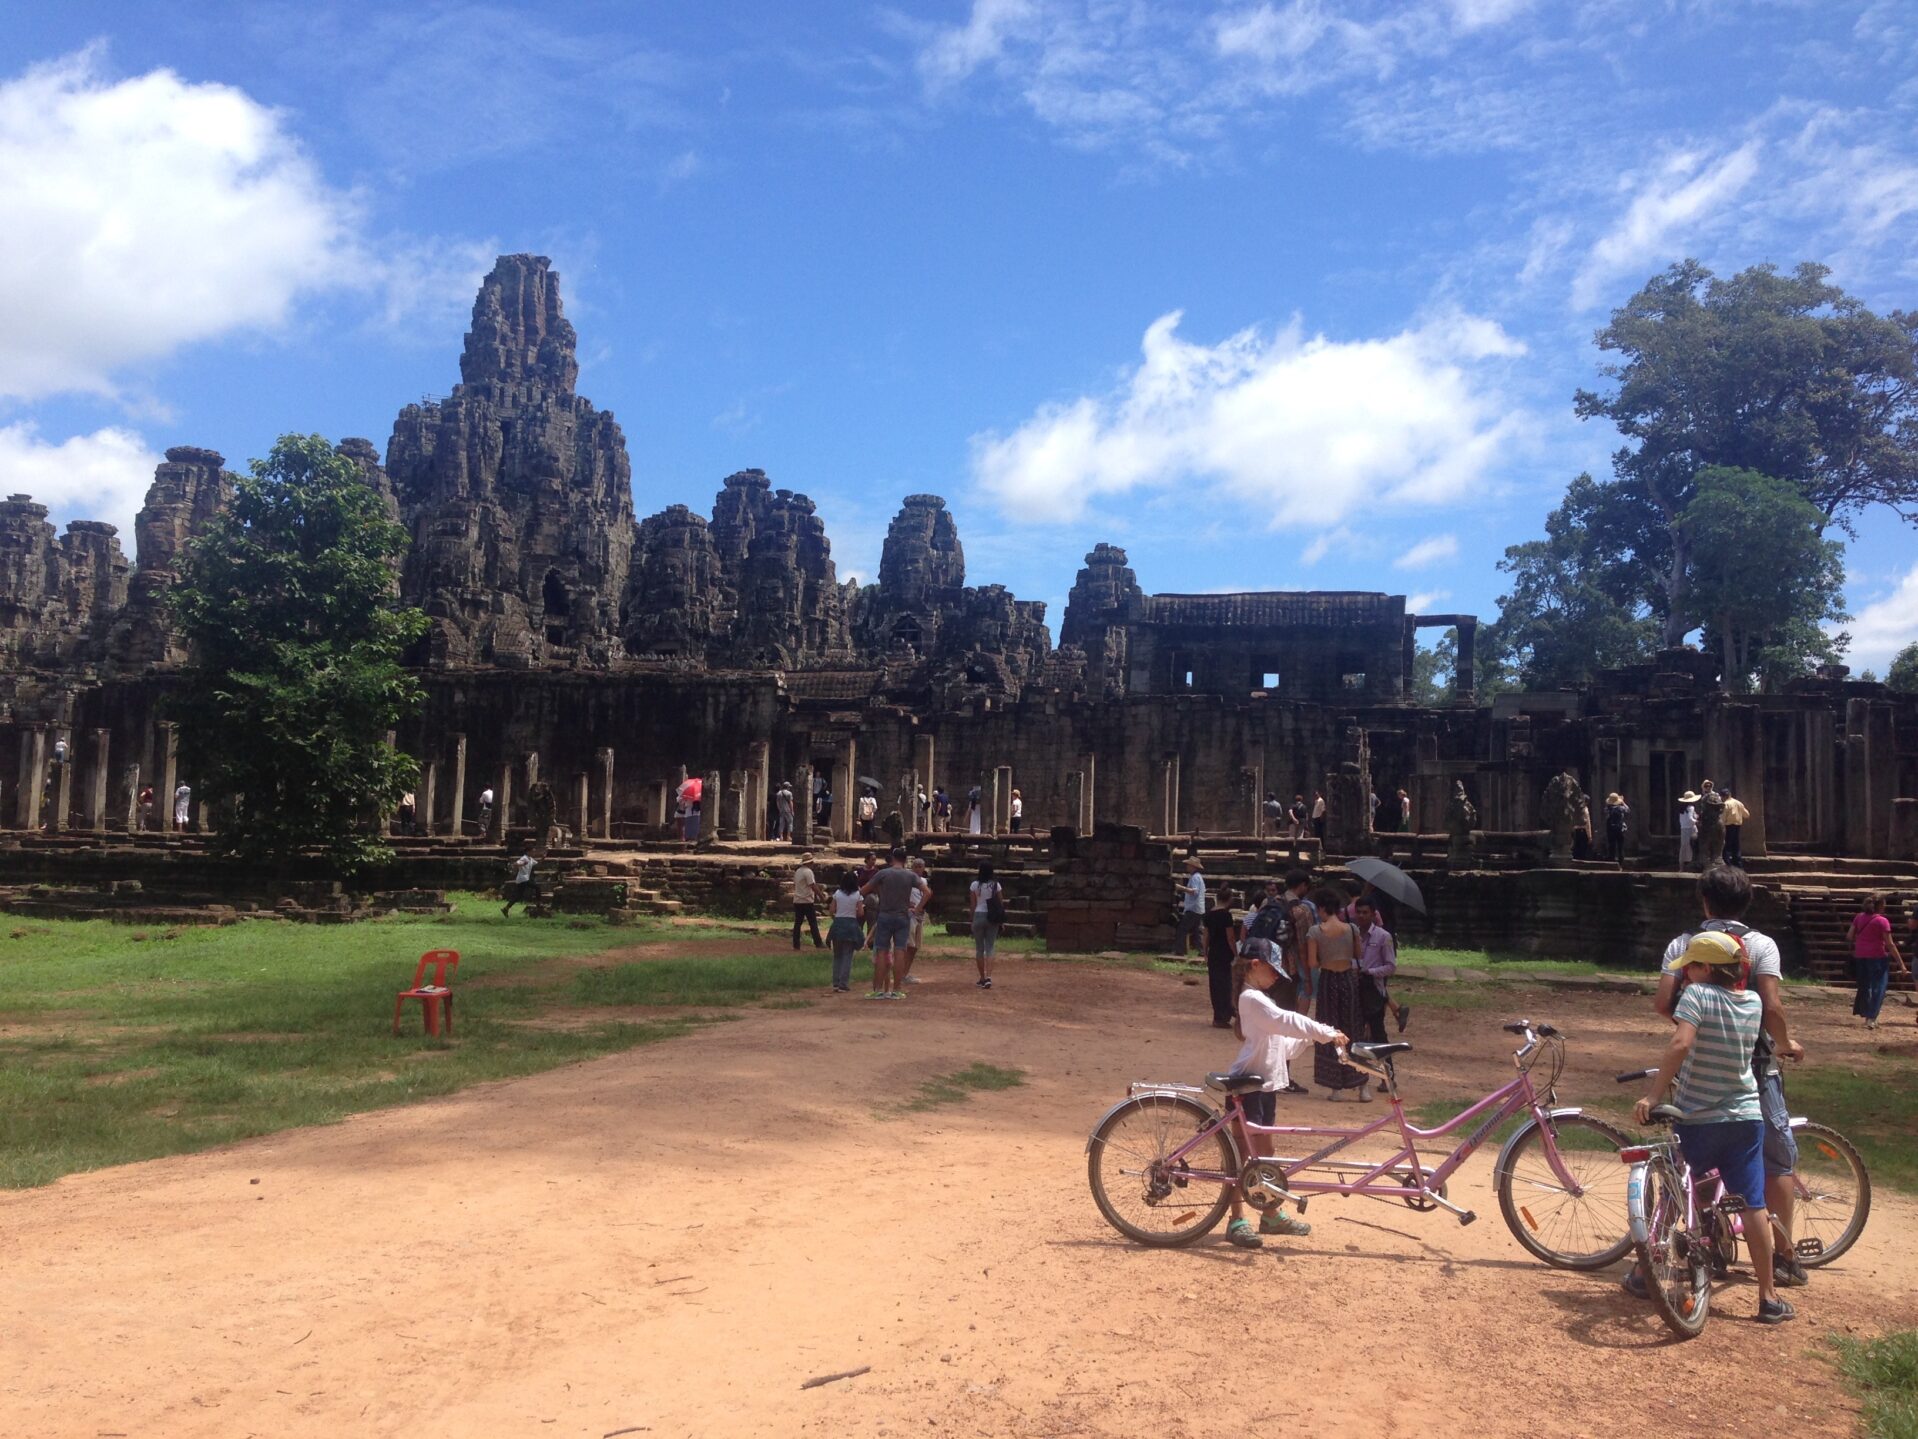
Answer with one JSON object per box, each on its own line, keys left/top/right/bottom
{"left": 1225, "top": 1218, "right": 1263, "bottom": 1250}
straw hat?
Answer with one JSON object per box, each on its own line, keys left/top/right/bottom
{"left": 1678, "top": 790, "right": 1700, "bottom": 805}
{"left": 1678, "top": 930, "right": 1745, "bottom": 968}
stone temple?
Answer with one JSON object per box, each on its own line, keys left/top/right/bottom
{"left": 2, "top": 255, "right": 1915, "bottom": 961}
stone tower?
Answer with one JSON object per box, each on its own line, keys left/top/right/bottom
{"left": 1060, "top": 543, "right": 1143, "bottom": 700}
{"left": 386, "top": 255, "right": 636, "bottom": 668}
{"left": 102, "top": 446, "right": 232, "bottom": 672}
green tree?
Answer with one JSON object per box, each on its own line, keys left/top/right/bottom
{"left": 1487, "top": 476, "right": 1661, "bottom": 689}
{"left": 1679, "top": 467, "right": 1847, "bottom": 692}
{"left": 1411, "top": 629, "right": 1454, "bottom": 705}
{"left": 1887, "top": 642, "right": 1918, "bottom": 692}
{"left": 1576, "top": 260, "right": 1918, "bottom": 643}
{"left": 171, "top": 434, "right": 427, "bottom": 868}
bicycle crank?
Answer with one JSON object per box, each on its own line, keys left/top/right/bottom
{"left": 1237, "top": 1159, "right": 1294, "bottom": 1213}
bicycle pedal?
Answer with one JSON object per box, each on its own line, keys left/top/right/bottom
{"left": 1458, "top": 1210, "right": 1477, "bottom": 1225}
{"left": 1795, "top": 1239, "right": 1824, "bottom": 1259}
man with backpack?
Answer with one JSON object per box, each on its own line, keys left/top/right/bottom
{"left": 1640, "top": 864, "right": 1809, "bottom": 1294}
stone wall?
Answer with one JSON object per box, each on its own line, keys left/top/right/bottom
{"left": 1045, "top": 823, "right": 1178, "bottom": 953}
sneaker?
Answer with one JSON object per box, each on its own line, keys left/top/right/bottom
{"left": 975, "top": 978, "right": 988, "bottom": 989}
{"left": 887, "top": 990, "right": 906, "bottom": 1000}
{"left": 1396, "top": 1005, "right": 1412, "bottom": 1034}
{"left": 1773, "top": 1256, "right": 1810, "bottom": 1289}
{"left": 865, "top": 991, "right": 888, "bottom": 1000}
{"left": 1757, "top": 1297, "right": 1797, "bottom": 1325}
{"left": 1357, "top": 1083, "right": 1373, "bottom": 1103}
{"left": 1211, "top": 1019, "right": 1233, "bottom": 1029}
{"left": 905, "top": 975, "right": 923, "bottom": 984}
{"left": 1284, "top": 1081, "right": 1309, "bottom": 1095}
{"left": 1260, "top": 1210, "right": 1312, "bottom": 1238}
{"left": 1225, "top": 1218, "right": 1263, "bottom": 1250}
{"left": 1620, "top": 1269, "right": 1648, "bottom": 1300}
{"left": 982, "top": 977, "right": 993, "bottom": 989}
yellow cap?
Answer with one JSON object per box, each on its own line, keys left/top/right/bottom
{"left": 1679, "top": 930, "right": 1744, "bottom": 968}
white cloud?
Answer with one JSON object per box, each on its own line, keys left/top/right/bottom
{"left": 972, "top": 309, "right": 1529, "bottom": 529}
{"left": 0, "top": 50, "right": 360, "bottom": 400}
{"left": 1301, "top": 524, "right": 1358, "bottom": 565}
{"left": 0, "top": 423, "right": 160, "bottom": 541}
{"left": 917, "top": 0, "right": 1039, "bottom": 86}
{"left": 1395, "top": 533, "right": 1460, "bottom": 570}
{"left": 1407, "top": 589, "right": 1451, "bottom": 612}
{"left": 1570, "top": 142, "right": 1761, "bottom": 310}
{"left": 1844, "top": 563, "right": 1918, "bottom": 672}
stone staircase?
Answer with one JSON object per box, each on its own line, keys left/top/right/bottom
{"left": 1782, "top": 882, "right": 1916, "bottom": 991}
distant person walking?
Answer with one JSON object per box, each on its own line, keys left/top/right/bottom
{"left": 138, "top": 784, "right": 155, "bottom": 831}
{"left": 500, "top": 849, "right": 537, "bottom": 916}
{"left": 1177, "top": 858, "right": 1206, "bottom": 955}
{"left": 790, "top": 851, "right": 824, "bottom": 950}
{"left": 678, "top": 775, "right": 702, "bottom": 842}
{"left": 173, "top": 782, "right": 192, "bottom": 829}
{"left": 932, "top": 787, "right": 952, "bottom": 832}
{"left": 966, "top": 785, "right": 984, "bottom": 835}
{"left": 825, "top": 870, "right": 864, "bottom": 993}
{"left": 1262, "top": 792, "right": 1284, "bottom": 835}
{"left": 1289, "top": 793, "right": 1309, "bottom": 840}
{"left": 1311, "top": 791, "right": 1326, "bottom": 841}
{"left": 1722, "top": 789, "right": 1749, "bottom": 867}
{"left": 1677, "top": 789, "right": 1699, "bottom": 868}
{"left": 774, "top": 781, "right": 796, "bottom": 842}
{"left": 857, "top": 788, "right": 879, "bottom": 842}
{"left": 903, "top": 857, "right": 932, "bottom": 984}
{"left": 970, "top": 863, "right": 1004, "bottom": 988}
{"left": 1397, "top": 788, "right": 1412, "bottom": 832}
{"left": 1850, "top": 895, "right": 1908, "bottom": 1030}
{"left": 1353, "top": 894, "right": 1408, "bottom": 1036}
{"left": 1009, "top": 788, "right": 1024, "bottom": 833}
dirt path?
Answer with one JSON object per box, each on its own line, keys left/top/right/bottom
{"left": 4, "top": 947, "right": 1913, "bottom": 1438}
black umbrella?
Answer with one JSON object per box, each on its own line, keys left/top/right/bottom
{"left": 1345, "top": 856, "right": 1426, "bottom": 914}
{"left": 858, "top": 775, "right": 884, "bottom": 790}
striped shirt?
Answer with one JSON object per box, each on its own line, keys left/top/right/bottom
{"left": 1673, "top": 983, "right": 1763, "bottom": 1123}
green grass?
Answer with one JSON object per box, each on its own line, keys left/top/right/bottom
{"left": 900, "top": 1063, "right": 1026, "bottom": 1112}
{"left": 573, "top": 950, "right": 835, "bottom": 1006}
{"left": 1831, "top": 1331, "right": 1918, "bottom": 1439}
{"left": 0, "top": 894, "right": 724, "bottom": 1188}
{"left": 1785, "top": 1056, "right": 1918, "bottom": 1195}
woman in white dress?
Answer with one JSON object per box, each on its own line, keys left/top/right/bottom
{"left": 1677, "top": 788, "right": 1699, "bottom": 868}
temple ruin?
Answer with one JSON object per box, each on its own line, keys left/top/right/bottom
{"left": 2, "top": 254, "right": 1915, "bottom": 969}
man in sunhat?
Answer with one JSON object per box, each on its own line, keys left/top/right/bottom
{"left": 1177, "top": 857, "right": 1206, "bottom": 955}
{"left": 791, "top": 851, "right": 823, "bottom": 950}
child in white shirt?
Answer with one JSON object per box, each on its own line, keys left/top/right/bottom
{"left": 1225, "top": 944, "right": 1345, "bottom": 1249}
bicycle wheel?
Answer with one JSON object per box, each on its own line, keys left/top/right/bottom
{"left": 1088, "top": 1094, "right": 1238, "bottom": 1247}
{"left": 1495, "top": 1112, "right": 1633, "bottom": 1269}
{"left": 1790, "top": 1121, "right": 1871, "bottom": 1268}
{"left": 1637, "top": 1153, "right": 1711, "bottom": 1338}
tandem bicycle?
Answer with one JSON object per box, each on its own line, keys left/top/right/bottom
{"left": 1086, "top": 1020, "right": 1634, "bottom": 1268}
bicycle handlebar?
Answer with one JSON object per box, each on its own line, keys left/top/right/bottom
{"left": 1615, "top": 1068, "right": 1654, "bottom": 1084}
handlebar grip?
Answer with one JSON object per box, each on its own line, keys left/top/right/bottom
{"left": 1614, "top": 1069, "right": 1654, "bottom": 1084}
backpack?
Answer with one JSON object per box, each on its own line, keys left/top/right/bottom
{"left": 984, "top": 881, "right": 1007, "bottom": 926}
{"left": 1244, "top": 900, "right": 1289, "bottom": 946}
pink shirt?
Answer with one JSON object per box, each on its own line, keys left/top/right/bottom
{"left": 1851, "top": 912, "right": 1893, "bottom": 959}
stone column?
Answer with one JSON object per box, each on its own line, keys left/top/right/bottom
{"left": 1241, "top": 768, "right": 1260, "bottom": 836}
{"left": 523, "top": 751, "right": 541, "bottom": 814}
{"left": 747, "top": 741, "right": 770, "bottom": 841}
{"left": 912, "top": 734, "right": 936, "bottom": 826}
{"left": 158, "top": 723, "right": 178, "bottom": 834}
{"left": 994, "top": 765, "right": 1013, "bottom": 833}
{"left": 1064, "top": 771, "right": 1084, "bottom": 835}
{"left": 1160, "top": 755, "right": 1181, "bottom": 836}
{"left": 87, "top": 729, "right": 110, "bottom": 832}
{"left": 703, "top": 769, "right": 721, "bottom": 843}
{"left": 1454, "top": 618, "right": 1477, "bottom": 700}
{"left": 573, "top": 772, "right": 590, "bottom": 842}
{"left": 448, "top": 734, "right": 467, "bottom": 838}
{"left": 122, "top": 761, "right": 141, "bottom": 832}
{"left": 596, "top": 747, "right": 615, "bottom": 839}
{"left": 494, "top": 761, "right": 514, "bottom": 842}
{"left": 795, "top": 763, "right": 814, "bottom": 847}
{"left": 1080, "top": 752, "right": 1097, "bottom": 830}
{"left": 51, "top": 730, "right": 73, "bottom": 833}
{"left": 832, "top": 741, "right": 856, "bottom": 843}
{"left": 418, "top": 760, "right": 437, "bottom": 837}
{"left": 1866, "top": 701, "right": 1896, "bottom": 859}
{"left": 653, "top": 782, "right": 671, "bottom": 830}
{"left": 723, "top": 782, "right": 745, "bottom": 840}
{"left": 16, "top": 726, "right": 46, "bottom": 830}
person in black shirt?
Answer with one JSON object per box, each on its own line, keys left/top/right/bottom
{"left": 1201, "top": 888, "right": 1242, "bottom": 1028}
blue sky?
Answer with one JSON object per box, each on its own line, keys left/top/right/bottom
{"left": 5, "top": 0, "right": 1917, "bottom": 668}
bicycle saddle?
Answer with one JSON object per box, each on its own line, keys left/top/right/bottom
{"left": 1648, "top": 1103, "right": 1685, "bottom": 1125}
{"left": 1205, "top": 1071, "right": 1268, "bottom": 1094}
{"left": 1349, "top": 1042, "right": 1411, "bottom": 1062}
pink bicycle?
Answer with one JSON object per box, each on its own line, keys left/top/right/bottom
{"left": 1086, "top": 1020, "right": 1634, "bottom": 1268}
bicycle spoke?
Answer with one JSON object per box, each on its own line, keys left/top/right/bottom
{"left": 1089, "top": 1095, "right": 1236, "bottom": 1247}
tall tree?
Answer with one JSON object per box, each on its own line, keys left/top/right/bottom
{"left": 1679, "top": 467, "right": 1847, "bottom": 692}
{"left": 1486, "top": 475, "right": 1661, "bottom": 689}
{"left": 1576, "top": 260, "right": 1918, "bottom": 642}
{"left": 1887, "top": 642, "right": 1918, "bottom": 693}
{"left": 171, "top": 435, "right": 427, "bottom": 868}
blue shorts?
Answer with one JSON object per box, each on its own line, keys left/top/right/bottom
{"left": 1674, "top": 1119, "right": 1767, "bottom": 1210}
{"left": 1759, "top": 1068, "right": 1797, "bottom": 1178}
{"left": 871, "top": 912, "right": 913, "bottom": 952}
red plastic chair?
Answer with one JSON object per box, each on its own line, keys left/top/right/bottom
{"left": 394, "top": 949, "right": 460, "bottom": 1036}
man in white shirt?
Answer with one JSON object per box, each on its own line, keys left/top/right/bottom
{"left": 775, "top": 782, "right": 796, "bottom": 842}
{"left": 501, "top": 850, "right": 538, "bottom": 916}
{"left": 477, "top": 786, "right": 495, "bottom": 836}
{"left": 1649, "top": 863, "right": 1808, "bottom": 1291}
{"left": 173, "top": 783, "right": 192, "bottom": 828}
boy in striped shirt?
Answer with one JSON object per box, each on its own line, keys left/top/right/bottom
{"left": 1632, "top": 930, "right": 1794, "bottom": 1324}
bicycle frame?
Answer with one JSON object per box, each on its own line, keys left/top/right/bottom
{"left": 1140, "top": 1060, "right": 1592, "bottom": 1216}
